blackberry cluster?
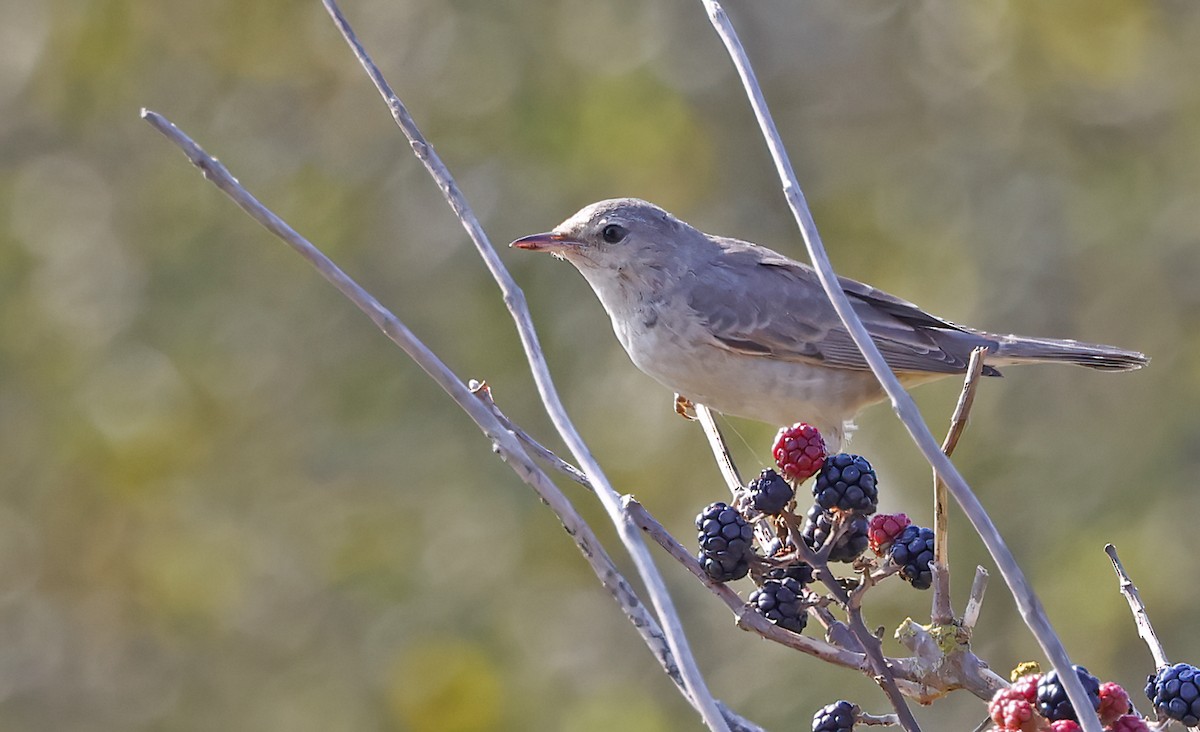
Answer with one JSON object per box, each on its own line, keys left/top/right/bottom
{"left": 811, "top": 700, "right": 856, "bottom": 732}
{"left": 888, "top": 525, "right": 935, "bottom": 590}
{"left": 813, "top": 454, "right": 878, "bottom": 514}
{"left": 695, "top": 502, "right": 753, "bottom": 582}
{"left": 801, "top": 504, "right": 869, "bottom": 563}
{"left": 747, "top": 468, "right": 793, "bottom": 515}
{"left": 1145, "top": 662, "right": 1200, "bottom": 726}
{"left": 1037, "top": 665, "right": 1101, "bottom": 722}
{"left": 748, "top": 577, "right": 807, "bottom": 634}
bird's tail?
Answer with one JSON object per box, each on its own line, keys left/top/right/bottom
{"left": 989, "top": 333, "right": 1149, "bottom": 372}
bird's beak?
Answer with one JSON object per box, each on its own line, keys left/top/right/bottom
{"left": 510, "top": 231, "right": 578, "bottom": 253}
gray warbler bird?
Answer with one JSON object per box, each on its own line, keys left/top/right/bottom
{"left": 511, "top": 198, "right": 1147, "bottom": 448}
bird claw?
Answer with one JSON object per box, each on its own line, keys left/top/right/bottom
{"left": 674, "top": 394, "right": 697, "bottom": 420}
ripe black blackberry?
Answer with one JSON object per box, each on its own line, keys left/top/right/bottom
{"left": 801, "top": 503, "right": 869, "bottom": 563}
{"left": 813, "top": 454, "right": 878, "bottom": 515}
{"left": 747, "top": 468, "right": 794, "bottom": 515}
{"left": 1037, "top": 665, "right": 1101, "bottom": 722}
{"left": 748, "top": 577, "right": 807, "bottom": 633}
{"left": 1145, "top": 662, "right": 1200, "bottom": 726}
{"left": 695, "top": 502, "right": 754, "bottom": 582}
{"left": 888, "top": 525, "right": 935, "bottom": 590}
{"left": 812, "top": 700, "right": 857, "bottom": 732}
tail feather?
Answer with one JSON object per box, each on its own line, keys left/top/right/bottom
{"left": 989, "top": 334, "right": 1149, "bottom": 372}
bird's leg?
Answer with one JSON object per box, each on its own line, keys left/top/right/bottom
{"left": 674, "top": 393, "right": 697, "bottom": 421}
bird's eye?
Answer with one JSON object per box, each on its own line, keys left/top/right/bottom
{"left": 601, "top": 223, "right": 628, "bottom": 244}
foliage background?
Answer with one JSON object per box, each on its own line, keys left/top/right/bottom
{"left": 1, "top": 0, "right": 1197, "bottom": 729}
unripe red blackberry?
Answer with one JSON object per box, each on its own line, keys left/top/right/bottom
{"left": 1097, "top": 682, "right": 1131, "bottom": 726}
{"left": 868, "top": 513, "right": 910, "bottom": 556}
{"left": 772, "top": 422, "right": 826, "bottom": 483}
{"left": 989, "top": 687, "right": 1047, "bottom": 732}
{"left": 1106, "top": 715, "right": 1149, "bottom": 732}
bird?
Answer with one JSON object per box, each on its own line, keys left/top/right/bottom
{"left": 511, "top": 198, "right": 1147, "bottom": 448}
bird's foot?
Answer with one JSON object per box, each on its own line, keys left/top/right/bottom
{"left": 674, "top": 394, "right": 697, "bottom": 421}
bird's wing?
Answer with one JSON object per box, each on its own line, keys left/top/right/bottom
{"left": 685, "top": 238, "right": 997, "bottom": 375}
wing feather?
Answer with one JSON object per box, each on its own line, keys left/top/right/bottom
{"left": 686, "top": 237, "right": 1000, "bottom": 375}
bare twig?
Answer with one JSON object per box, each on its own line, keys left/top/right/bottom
{"left": 859, "top": 711, "right": 903, "bottom": 727}
{"left": 140, "top": 109, "right": 729, "bottom": 728}
{"left": 1105, "top": 544, "right": 1170, "bottom": 669}
{"left": 929, "top": 562, "right": 953, "bottom": 626}
{"left": 695, "top": 3, "right": 1100, "bottom": 729}
{"left": 932, "top": 346, "right": 988, "bottom": 624}
{"left": 695, "top": 404, "right": 744, "bottom": 495}
{"left": 469, "top": 381, "right": 592, "bottom": 490}
{"left": 962, "top": 566, "right": 989, "bottom": 632}
{"left": 317, "top": 2, "right": 726, "bottom": 728}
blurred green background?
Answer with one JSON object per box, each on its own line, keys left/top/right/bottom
{"left": 1, "top": 0, "right": 1198, "bottom": 729}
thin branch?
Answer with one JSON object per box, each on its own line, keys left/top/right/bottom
{"left": 318, "top": 2, "right": 726, "bottom": 728}
{"left": 695, "top": 404, "right": 744, "bottom": 495}
{"left": 962, "top": 567, "right": 989, "bottom": 632}
{"left": 859, "top": 711, "right": 903, "bottom": 727}
{"left": 469, "top": 381, "right": 592, "bottom": 490}
{"left": 1105, "top": 544, "right": 1170, "bottom": 669}
{"left": 140, "top": 108, "right": 726, "bottom": 728}
{"left": 932, "top": 346, "right": 988, "bottom": 624}
{"left": 695, "top": 4, "right": 1101, "bottom": 730}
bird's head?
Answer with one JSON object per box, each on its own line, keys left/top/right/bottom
{"left": 511, "top": 198, "right": 706, "bottom": 275}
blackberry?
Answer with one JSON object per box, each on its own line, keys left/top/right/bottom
{"left": 1146, "top": 662, "right": 1200, "bottom": 726}
{"left": 1106, "top": 716, "right": 1150, "bottom": 732}
{"left": 695, "top": 502, "right": 754, "bottom": 583}
{"left": 988, "top": 687, "right": 1043, "bottom": 732}
{"left": 801, "top": 503, "right": 869, "bottom": 563}
{"left": 1037, "top": 665, "right": 1101, "bottom": 722}
{"left": 697, "top": 552, "right": 749, "bottom": 583}
{"left": 773, "top": 422, "right": 827, "bottom": 483}
{"left": 1098, "top": 681, "right": 1131, "bottom": 726}
{"left": 888, "top": 525, "right": 935, "bottom": 590}
{"left": 749, "top": 577, "right": 807, "bottom": 634}
{"left": 867, "top": 513, "right": 910, "bottom": 556}
{"left": 811, "top": 700, "right": 856, "bottom": 732}
{"left": 813, "top": 454, "right": 878, "bottom": 515}
{"left": 747, "top": 468, "right": 793, "bottom": 515}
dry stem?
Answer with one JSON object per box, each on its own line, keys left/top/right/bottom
{"left": 1105, "top": 544, "right": 1170, "bottom": 669}
{"left": 141, "top": 108, "right": 739, "bottom": 730}
{"left": 317, "top": 2, "right": 727, "bottom": 727}
{"left": 932, "top": 346, "right": 988, "bottom": 624}
{"left": 695, "top": 2, "right": 1101, "bottom": 729}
